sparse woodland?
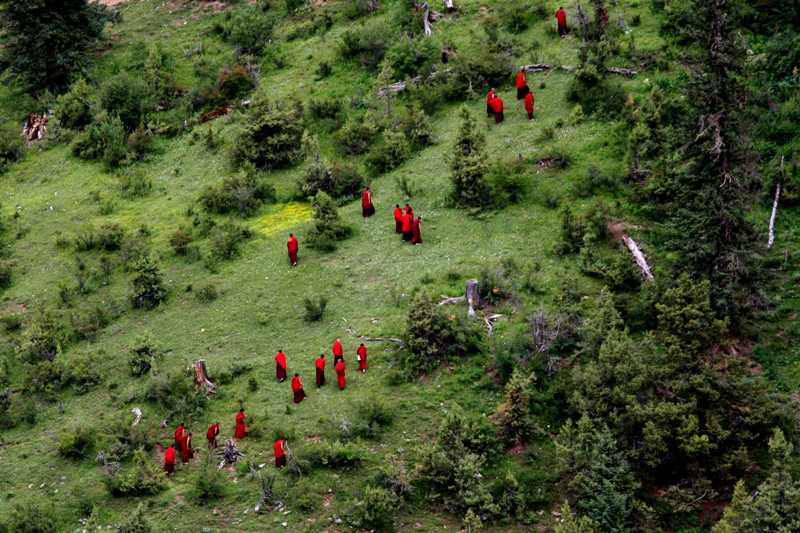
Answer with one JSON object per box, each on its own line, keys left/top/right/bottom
{"left": 0, "top": 0, "right": 798, "bottom": 531}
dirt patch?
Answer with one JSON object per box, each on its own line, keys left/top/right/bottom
{"left": 607, "top": 221, "right": 628, "bottom": 242}
{"left": 304, "top": 435, "right": 322, "bottom": 443}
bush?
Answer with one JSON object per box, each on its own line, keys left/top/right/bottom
{"left": 105, "top": 448, "right": 166, "bottom": 497}
{"left": 308, "top": 96, "right": 343, "bottom": 122}
{"left": 387, "top": 35, "right": 437, "bottom": 78}
{"left": 571, "top": 166, "right": 619, "bottom": 198}
{"left": 190, "top": 460, "right": 226, "bottom": 503}
{"left": 0, "top": 259, "right": 13, "bottom": 289}
{"left": 170, "top": 227, "right": 193, "bottom": 256}
{"left": 399, "top": 103, "right": 434, "bottom": 149}
{"left": 334, "top": 119, "right": 378, "bottom": 155}
{"left": 494, "top": 369, "right": 538, "bottom": 446}
{"left": 70, "top": 304, "right": 112, "bottom": 342}
{"left": 199, "top": 172, "right": 276, "bottom": 216}
{"left": 338, "top": 21, "right": 389, "bottom": 70}
{"left": 99, "top": 73, "right": 151, "bottom": 131}
{"left": 216, "top": 3, "right": 277, "bottom": 53}
{"left": 0, "top": 122, "right": 26, "bottom": 174}
{"left": 209, "top": 222, "right": 253, "bottom": 260}
{"left": 231, "top": 98, "right": 305, "bottom": 170}
{"left": 23, "top": 359, "right": 67, "bottom": 395}
{"left": 486, "top": 159, "right": 529, "bottom": 207}
{"left": 128, "top": 334, "right": 162, "bottom": 377}
{"left": 117, "top": 504, "right": 153, "bottom": 533}
{"left": 305, "top": 440, "right": 363, "bottom": 469}
{"left": 4, "top": 502, "right": 59, "bottom": 533}
{"left": 73, "top": 223, "right": 125, "bottom": 252}
{"left": 566, "top": 68, "right": 626, "bottom": 119}
{"left": 21, "top": 309, "right": 64, "bottom": 363}
{"left": 306, "top": 192, "right": 352, "bottom": 252}
{"left": 195, "top": 283, "right": 219, "bottom": 303}
{"left": 66, "top": 353, "right": 102, "bottom": 394}
{"left": 349, "top": 486, "right": 399, "bottom": 531}
{"left": 126, "top": 127, "right": 153, "bottom": 162}
{"left": 342, "top": 0, "right": 380, "bottom": 19}
{"left": 449, "top": 108, "right": 490, "bottom": 208}
{"left": 58, "top": 425, "right": 95, "bottom": 459}
{"left": 145, "top": 372, "right": 207, "bottom": 419}
{"left": 71, "top": 113, "right": 128, "bottom": 168}
{"left": 366, "top": 130, "right": 411, "bottom": 174}
{"left": 300, "top": 156, "right": 365, "bottom": 200}
{"left": 303, "top": 295, "right": 328, "bottom": 322}
{"left": 54, "top": 78, "right": 94, "bottom": 131}
{"left": 497, "top": 0, "right": 535, "bottom": 33}
{"left": 129, "top": 256, "right": 167, "bottom": 310}
{"left": 217, "top": 64, "right": 256, "bottom": 102}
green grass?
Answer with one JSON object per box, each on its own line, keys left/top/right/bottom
{"left": 0, "top": 0, "right": 789, "bottom": 531}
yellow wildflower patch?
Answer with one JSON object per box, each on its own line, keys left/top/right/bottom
{"left": 253, "top": 202, "right": 313, "bottom": 236}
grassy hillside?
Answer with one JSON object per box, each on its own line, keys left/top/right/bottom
{"left": 0, "top": 0, "right": 797, "bottom": 532}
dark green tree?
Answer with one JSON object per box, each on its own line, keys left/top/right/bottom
{"left": 306, "top": 191, "right": 352, "bottom": 252}
{"left": 129, "top": 256, "right": 167, "bottom": 310}
{"left": 449, "top": 107, "right": 490, "bottom": 207}
{"left": 0, "top": 0, "right": 111, "bottom": 91}
{"left": 231, "top": 98, "right": 305, "bottom": 170}
{"left": 117, "top": 504, "right": 153, "bottom": 533}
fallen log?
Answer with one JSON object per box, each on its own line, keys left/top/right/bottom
{"left": 438, "top": 295, "right": 465, "bottom": 305}
{"left": 131, "top": 407, "right": 142, "bottom": 426}
{"left": 521, "top": 64, "right": 637, "bottom": 76}
{"left": 621, "top": 234, "right": 655, "bottom": 281}
{"left": 483, "top": 313, "right": 503, "bottom": 336}
{"left": 767, "top": 155, "right": 784, "bottom": 250}
{"left": 357, "top": 335, "right": 405, "bottom": 345}
{"left": 193, "top": 359, "right": 217, "bottom": 394}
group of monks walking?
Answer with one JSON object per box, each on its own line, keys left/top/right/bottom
{"left": 487, "top": 69, "right": 535, "bottom": 124}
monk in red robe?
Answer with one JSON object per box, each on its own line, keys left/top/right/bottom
{"left": 356, "top": 343, "right": 368, "bottom": 373}
{"left": 174, "top": 423, "right": 186, "bottom": 450}
{"left": 234, "top": 408, "right": 247, "bottom": 439}
{"left": 491, "top": 95, "right": 504, "bottom": 124}
{"left": 335, "top": 359, "right": 346, "bottom": 390}
{"left": 401, "top": 211, "right": 413, "bottom": 242}
{"left": 332, "top": 338, "right": 344, "bottom": 366}
{"left": 524, "top": 91, "right": 535, "bottom": 120}
{"left": 291, "top": 373, "right": 306, "bottom": 404}
{"left": 275, "top": 350, "right": 288, "bottom": 382}
{"left": 411, "top": 215, "right": 423, "bottom": 245}
{"left": 555, "top": 7, "right": 569, "bottom": 37}
{"left": 486, "top": 88, "right": 497, "bottom": 117}
{"left": 206, "top": 422, "right": 220, "bottom": 449}
{"left": 315, "top": 354, "right": 326, "bottom": 387}
{"left": 164, "top": 445, "right": 176, "bottom": 475}
{"left": 404, "top": 203, "right": 414, "bottom": 218}
{"left": 181, "top": 432, "right": 193, "bottom": 464}
{"left": 287, "top": 233, "right": 299, "bottom": 267}
{"left": 393, "top": 204, "right": 403, "bottom": 233}
{"left": 274, "top": 439, "right": 287, "bottom": 468}
{"left": 361, "top": 187, "right": 375, "bottom": 218}
{"left": 515, "top": 69, "right": 529, "bottom": 100}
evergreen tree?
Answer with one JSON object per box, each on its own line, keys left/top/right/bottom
{"left": 129, "top": 256, "right": 167, "bottom": 310}
{"left": 449, "top": 107, "right": 490, "bottom": 207}
{"left": 117, "top": 503, "right": 153, "bottom": 533}
{"left": 554, "top": 503, "right": 600, "bottom": 533}
{"left": 306, "top": 191, "right": 352, "bottom": 251}
{"left": 0, "top": 0, "right": 112, "bottom": 91}
{"left": 494, "top": 368, "right": 537, "bottom": 446}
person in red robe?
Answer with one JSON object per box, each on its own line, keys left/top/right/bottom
{"left": 332, "top": 338, "right": 344, "bottom": 366}
{"left": 174, "top": 423, "right": 185, "bottom": 450}
{"left": 356, "top": 343, "right": 368, "bottom": 373}
{"left": 524, "top": 91, "right": 535, "bottom": 120}
{"left": 274, "top": 439, "right": 287, "bottom": 468}
{"left": 275, "top": 349, "right": 288, "bottom": 382}
{"left": 404, "top": 203, "right": 414, "bottom": 218}
{"left": 411, "top": 215, "right": 423, "bottom": 245}
{"left": 234, "top": 408, "right": 247, "bottom": 439}
{"left": 401, "top": 211, "right": 413, "bottom": 242}
{"left": 164, "top": 445, "right": 176, "bottom": 475}
{"left": 491, "top": 95, "right": 504, "bottom": 124}
{"left": 335, "top": 359, "right": 346, "bottom": 390}
{"left": 393, "top": 204, "right": 403, "bottom": 233}
{"left": 206, "top": 422, "right": 220, "bottom": 449}
{"left": 287, "top": 233, "right": 299, "bottom": 267}
{"left": 361, "top": 187, "right": 375, "bottom": 218}
{"left": 315, "top": 353, "right": 326, "bottom": 387}
{"left": 181, "top": 432, "right": 193, "bottom": 464}
{"left": 555, "top": 7, "right": 569, "bottom": 37}
{"left": 515, "top": 69, "right": 529, "bottom": 100}
{"left": 291, "top": 373, "right": 306, "bottom": 404}
{"left": 486, "top": 87, "right": 497, "bottom": 117}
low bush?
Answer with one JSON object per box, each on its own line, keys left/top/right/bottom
{"left": 308, "top": 96, "right": 343, "bottom": 122}
{"left": 118, "top": 169, "right": 153, "bottom": 198}
{"left": 217, "top": 64, "right": 256, "bottom": 102}
{"left": 303, "top": 295, "right": 328, "bottom": 322}
{"left": 215, "top": 2, "right": 277, "bottom": 53}
{"left": 190, "top": 460, "right": 226, "bottom": 503}
{"left": 99, "top": 72, "right": 151, "bottom": 131}
{"left": 65, "top": 353, "right": 102, "bottom": 394}
{"left": 366, "top": 130, "right": 411, "bottom": 174}
{"left": 20, "top": 309, "right": 64, "bottom": 363}
{"left": 496, "top": 0, "right": 535, "bottom": 33}
{"left": 349, "top": 486, "right": 399, "bottom": 531}
{"left": 195, "top": 283, "right": 219, "bottom": 303}
{"left": 0, "top": 123, "right": 26, "bottom": 174}
{"left": 338, "top": 20, "right": 389, "bottom": 70}
{"left": 399, "top": 104, "right": 434, "bottom": 149}
{"left": 70, "top": 304, "right": 112, "bottom": 342}
{"left": 306, "top": 192, "right": 352, "bottom": 252}
{"left": 387, "top": 35, "right": 437, "bottom": 78}
{"left": 209, "top": 222, "right": 253, "bottom": 260}
{"left": 571, "top": 165, "right": 619, "bottom": 198}
{"left": 129, "top": 256, "right": 167, "bottom": 310}
{"left": 231, "top": 98, "right": 305, "bottom": 170}
{"left": 58, "top": 425, "right": 95, "bottom": 459}
{"left": 54, "top": 78, "right": 94, "bottom": 131}
{"left": 117, "top": 504, "right": 153, "bottom": 533}
{"left": 0, "top": 259, "right": 13, "bottom": 289}
{"left": 486, "top": 159, "right": 529, "bottom": 207}
{"left": 199, "top": 172, "right": 275, "bottom": 217}
{"left": 23, "top": 359, "right": 66, "bottom": 395}
{"left": 169, "top": 227, "right": 194, "bottom": 256}
{"left": 105, "top": 448, "right": 166, "bottom": 497}
{"left": 128, "top": 334, "right": 162, "bottom": 377}
{"left": 305, "top": 440, "right": 363, "bottom": 469}
{"left": 71, "top": 113, "right": 128, "bottom": 168}
{"left": 4, "top": 502, "right": 60, "bottom": 533}
{"left": 145, "top": 372, "right": 207, "bottom": 420}
{"left": 300, "top": 157, "right": 365, "bottom": 200}
{"left": 566, "top": 74, "right": 626, "bottom": 119}
{"left": 334, "top": 119, "right": 378, "bottom": 155}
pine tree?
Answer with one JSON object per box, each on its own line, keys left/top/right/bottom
{"left": 449, "top": 107, "right": 490, "bottom": 207}
{"left": 129, "top": 256, "right": 167, "bottom": 310}
{"left": 306, "top": 191, "right": 352, "bottom": 251}
{"left": 117, "top": 503, "right": 153, "bottom": 533}
{"left": 494, "top": 368, "right": 537, "bottom": 446}
{"left": 554, "top": 503, "right": 600, "bottom": 533}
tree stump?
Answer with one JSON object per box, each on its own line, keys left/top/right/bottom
{"left": 466, "top": 279, "right": 479, "bottom": 317}
{"left": 193, "top": 360, "right": 217, "bottom": 394}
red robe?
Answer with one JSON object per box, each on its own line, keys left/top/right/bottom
{"left": 315, "top": 356, "right": 326, "bottom": 387}
{"left": 332, "top": 340, "right": 343, "bottom": 358}
{"left": 335, "top": 360, "right": 346, "bottom": 390}
{"left": 291, "top": 375, "right": 306, "bottom": 403}
{"left": 393, "top": 207, "right": 403, "bottom": 233}
{"left": 486, "top": 89, "right": 497, "bottom": 116}
{"left": 405, "top": 206, "right": 414, "bottom": 218}
{"left": 275, "top": 351, "right": 287, "bottom": 382}
{"left": 361, "top": 190, "right": 375, "bottom": 217}
{"left": 357, "top": 345, "right": 367, "bottom": 372}
{"left": 274, "top": 439, "right": 287, "bottom": 468}
{"left": 287, "top": 236, "right": 299, "bottom": 265}
{"left": 515, "top": 71, "right": 527, "bottom": 89}
{"left": 411, "top": 218, "right": 423, "bottom": 245}
{"left": 164, "top": 446, "right": 176, "bottom": 474}
{"left": 174, "top": 425, "right": 185, "bottom": 448}
{"left": 491, "top": 97, "right": 504, "bottom": 114}
{"left": 524, "top": 92, "right": 535, "bottom": 115}
{"left": 555, "top": 8, "right": 567, "bottom": 27}
{"left": 181, "top": 434, "right": 193, "bottom": 463}
{"left": 234, "top": 411, "right": 247, "bottom": 439}
{"left": 206, "top": 423, "right": 220, "bottom": 447}
{"left": 401, "top": 213, "right": 413, "bottom": 234}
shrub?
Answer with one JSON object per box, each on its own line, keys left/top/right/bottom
{"left": 99, "top": 73, "right": 151, "bottom": 131}
{"left": 497, "top": 0, "right": 534, "bottom": 33}
{"left": 308, "top": 96, "right": 343, "bottom": 122}
{"left": 554, "top": 207, "right": 585, "bottom": 256}
{"left": 128, "top": 334, "right": 162, "bottom": 377}
{"left": 71, "top": 113, "right": 128, "bottom": 168}
{"left": 334, "top": 119, "right": 378, "bottom": 155}
{"left": 70, "top": 304, "right": 112, "bottom": 342}
{"left": 338, "top": 21, "right": 389, "bottom": 70}
{"left": 399, "top": 103, "right": 434, "bottom": 149}
{"left": 300, "top": 156, "right": 365, "bottom": 200}
{"left": 216, "top": 4, "right": 277, "bottom": 53}
{"left": 66, "top": 353, "right": 102, "bottom": 394}
{"left": 129, "top": 255, "right": 167, "bottom": 310}
{"left": 55, "top": 78, "right": 94, "bottom": 131}
{"left": 105, "top": 448, "right": 166, "bottom": 497}
{"left": 343, "top": 0, "right": 380, "bottom": 19}
{"left": 449, "top": 108, "right": 490, "bottom": 208}
{"left": 217, "top": 64, "right": 256, "bottom": 102}
{"left": 23, "top": 359, "right": 67, "bottom": 395}
{"left": 403, "top": 294, "right": 483, "bottom": 373}
{"left": 566, "top": 62, "right": 626, "bottom": 119}
{"left": 117, "top": 504, "right": 153, "bottom": 533}
{"left": 58, "top": 425, "right": 95, "bottom": 459}
{"left": 494, "top": 369, "right": 538, "bottom": 446}
{"left": 0, "top": 122, "right": 26, "bottom": 174}
{"left": 305, "top": 440, "right": 363, "bottom": 469}
{"left": 145, "top": 372, "right": 207, "bottom": 419}
{"left": 306, "top": 192, "right": 353, "bottom": 252}
{"left": 126, "top": 127, "right": 153, "bottom": 162}
{"left": 190, "top": 460, "right": 226, "bottom": 503}
{"left": 366, "top": 130, "right": 411, "bottom": 174}
{"left": 387, "top": 35, "right": 437, "bottom": 78}
{"left": 21, "top": 309, "right": 64, "bottom": 363}
{"left": 486, "top": 159, "right": 529, "bottom": 207}
{"left": 73, "top": 224, "right": 125, "bottom": 252}
{"left": 349, "top": 486, "right": 399, "bottom": 531}
{"left": 571, "top": 166, "right": 619, "bottom": 198}
{"left": 199, "top": 172, "right": 276, "bottom": 216}
{"left": 195, "top": 283, "right": 219, "bottom": 303}
{"left": 303, "top": 295, "right": 328, "bottom": 322}
{"left": 231, "top": 98, "right": 305, "bottom": 170}
{"left": 170, "top": 227, "right": 194, "bottom": 256}
{"left": 209, "top": 222, "right": 253, "bottom": 260}
{"left": 0, "top": 259, "right": 13, "bottom": 289}
{"left": 4, "top": 502, "right": 59, "bottom": 533}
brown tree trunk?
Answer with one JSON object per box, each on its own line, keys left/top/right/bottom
{"left": 466, "top": 279, "right": 480, "bottom": 317}
{"left": 193, "top": 360, "right": 217, "bottom": 394}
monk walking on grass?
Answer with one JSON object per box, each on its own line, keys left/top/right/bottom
{"left": 491, "top": 93, "right": 504, "bottom": 124}
{"left": 291, "top": 373, "right": 306, "bottom": 404}
{"left": 335, "top": 358, "right": 347, "bottom": 390}
{"left": 393, "top": 204, "right": 403, "bottom": 233}
{"left": 401, "top": 210, "right": 413, "bottom": 242}
{"left": 515, "top": 68, "right": 529, "bottom": 100}
{"left": 486, "top": 87, "right": 497, "bottom": 117}
{"left": 555, "top": 6, "right": 569, "bottom": 37}
{"left": 275, "top": 349, "right": 288, "bottom": 383}
{"left": 181, "top": 432, "right": 193, "bottom": 464}
{"left": 315, "top": 353, "right": 326, "bottom": 387}
{"left": 411, "top": 215, "right": 423, "bottom": 245}
{"left": 332, "top": 338, "right": 344, "bottom": 365}
{"left": 524, "top": 91, "right": 535, "bottom": 120}
{"left": 206, "top": 422, "right": 220, "bottom": 449}
{"left": 357, "top": 343, "right": 368, "bottom": 373}
{"left": 274, "top": 439, "right": 287, "bottom": 469}
{"left": 234, "top": 408, "right": 247, "bottom": 439}
{"left": 174, "top": 423, "right": 186, "bottom": 450}
{"left": 164, "top": 444, "right": 176, "bottom": 475}
{"left": 287, "top": 233, "right": 299, "bottom": 267}
{"left": 361, "top": 187, "right": 375, "bottom": 218}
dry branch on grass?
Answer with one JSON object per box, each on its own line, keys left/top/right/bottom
{"left": 216, "top": 438, "right": 244, "bottom": 468}
{"left": 767, "top": 155, "right": 784, "bottom": 249}
{"left": 621, "top": 234, "right": 655, "bottom": 281}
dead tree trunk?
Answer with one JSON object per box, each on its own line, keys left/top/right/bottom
{"left": 131, "top": 407, "right": 143, "bottom": 426}
{"left": 193, "top": 360, "right": 217, "bottom": 394}
{"left": 466, "top": 279, "right": 479, "bottom": 317}
{"left": 443, "top": 0, "right": 455, "bottom": 11}
{"left": 767, "top": 155, "right": 783, "bottom": 250}
{"left": 521, "top": 64, "right": 637, "bottom": 77}
{"left": 621, "top": 234, "right": 655, "bottom": 281}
